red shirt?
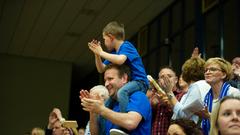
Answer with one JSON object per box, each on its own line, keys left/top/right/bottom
{"left": 151, "top": 88, "right": 184, "bottom": 135}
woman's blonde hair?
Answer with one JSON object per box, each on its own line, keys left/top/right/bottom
{"left": 205, "top": 57, "right": 233, "bottom": 81}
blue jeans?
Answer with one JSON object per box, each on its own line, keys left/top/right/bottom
{"left": 117, "top": 80, "right": 148, "bottom": 112}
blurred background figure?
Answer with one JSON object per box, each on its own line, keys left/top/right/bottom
{"left": 228, "top": 57, "right": 240, "bottom": 89}
{"left": 78, "top": 127, "right": 85, "bottom": 135}
{"left": 210, "top": 95, "right": 240, "bottom": 135}
{"left": 45, "top": 108, "right": 78, "bottom": 135}
{"left": 178, "top": 74, "right": 188, "bottom": 96}
{"left": 31, "top": 127, "right": 45, "bottom": 135}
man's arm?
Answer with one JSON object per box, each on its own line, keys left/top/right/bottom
{"left": 81, "top": 97, "right": 142, "bottom": 131}
{"left": 80, "top": 90, "right": 100, "bottom": 135}
{"left": 89, "top": 112, "right": 99, "bottom": 135}
{"left": 100, "top": 107, "right": 142, "bottom": 131}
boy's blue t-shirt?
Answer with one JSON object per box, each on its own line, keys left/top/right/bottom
{"left": 104, "top": 91, "right": 152, "bottom": 135}
{"left": 103, "top": 41, "right": 149, "bottom": 87}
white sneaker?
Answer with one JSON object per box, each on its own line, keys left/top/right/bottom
{"left": 110, "top": 129, "right": 129, "bottom": 135}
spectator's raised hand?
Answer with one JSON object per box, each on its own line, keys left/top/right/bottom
{"left": 48, "top": 108, "right": 63, "bottom": 129}
{"left": 191, "top": 47, "right": 201, "bottom": 58}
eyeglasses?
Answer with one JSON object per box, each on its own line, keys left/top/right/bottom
{"left": 204, "top": 67, "right": 222, "bottom": 73}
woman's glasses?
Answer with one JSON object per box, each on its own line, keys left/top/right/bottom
{"left": 204, "top": 67, "right": 222, "bottom": 73}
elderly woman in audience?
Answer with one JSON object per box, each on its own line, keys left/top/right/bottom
{"left": 168, "top": 119, "right": 203, "bottom": 135}
{"left": 201, "top": 57, "right": 240, "bottom": 135}
{"left": 83, "top": 85, "right": 109, "bottom": 135}
{"left": 210, "top": 95, "right": 240, "bottom": 135}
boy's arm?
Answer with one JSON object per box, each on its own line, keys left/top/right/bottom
{"left": 95, "top": 54, "right": 106, "bottom": 73}
{"left": 88, "top": 42, "right": 127, "bottom": 65}
{"left": 100, "top": 51, "right": 127, "bottom": 65}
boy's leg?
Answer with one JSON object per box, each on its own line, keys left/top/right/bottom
{"left": 117, "top": 81, "right": 146, "bottom": 112}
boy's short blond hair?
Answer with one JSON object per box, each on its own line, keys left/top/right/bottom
{"left": 103, "top": 21, "right": 125, "bottom": 40}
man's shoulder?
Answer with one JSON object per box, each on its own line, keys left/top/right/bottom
{"left": 129, "top": 91, "right": 150, "bottom": 104}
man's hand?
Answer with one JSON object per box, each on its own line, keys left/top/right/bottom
{"left": 88, "top": 39, "right": 103, "bottom": 56}
{"left": 80, "top": 89, "right": 105, "bottom": 114}
{"left": 159, "top": 75, "right": 174, "bottom": 94}
{"left": 81, "top": 96, "right": 105, "bottom": 114}
{"left": 79, "top": 89, "right": 90, "bottom": 99}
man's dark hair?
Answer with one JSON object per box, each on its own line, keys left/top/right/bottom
{"left": 105, "top": 64, "right": 131, "bottom": 81}
{"left": 159, "top": 65, "right": 177, "bottom": 76}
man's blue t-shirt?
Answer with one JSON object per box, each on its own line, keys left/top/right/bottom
{"left": 104, "top": 91, "right": 152, "bottom": 135}
{"left": 103, "top": 41, "right": 149, "bottom": 87}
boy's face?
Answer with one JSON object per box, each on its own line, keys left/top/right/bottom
{"left": 103, "top": 33, "right": 115, "bottom": 51}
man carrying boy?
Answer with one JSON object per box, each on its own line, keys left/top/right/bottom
{"left": 88, "top": 21, "right": 149, "bottom": 113}
{"left": 80, "top": 64, "right": 152, "bottom": 135}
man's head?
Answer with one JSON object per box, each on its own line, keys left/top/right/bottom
{"left": 158, "top": 66, "right": 178, "bottom": 90}
{"left": 102, "top": 21, "right": 125, "bottom": 51}
{"left": 232, "top": 57, "right": 240, "bottom": 77}
{"left": 104, "top": 64, "right": 130, "bottom": 99}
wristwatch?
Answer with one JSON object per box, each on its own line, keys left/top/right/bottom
{"left": 167, "top": 92, "right": 174, "bottom": 99}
